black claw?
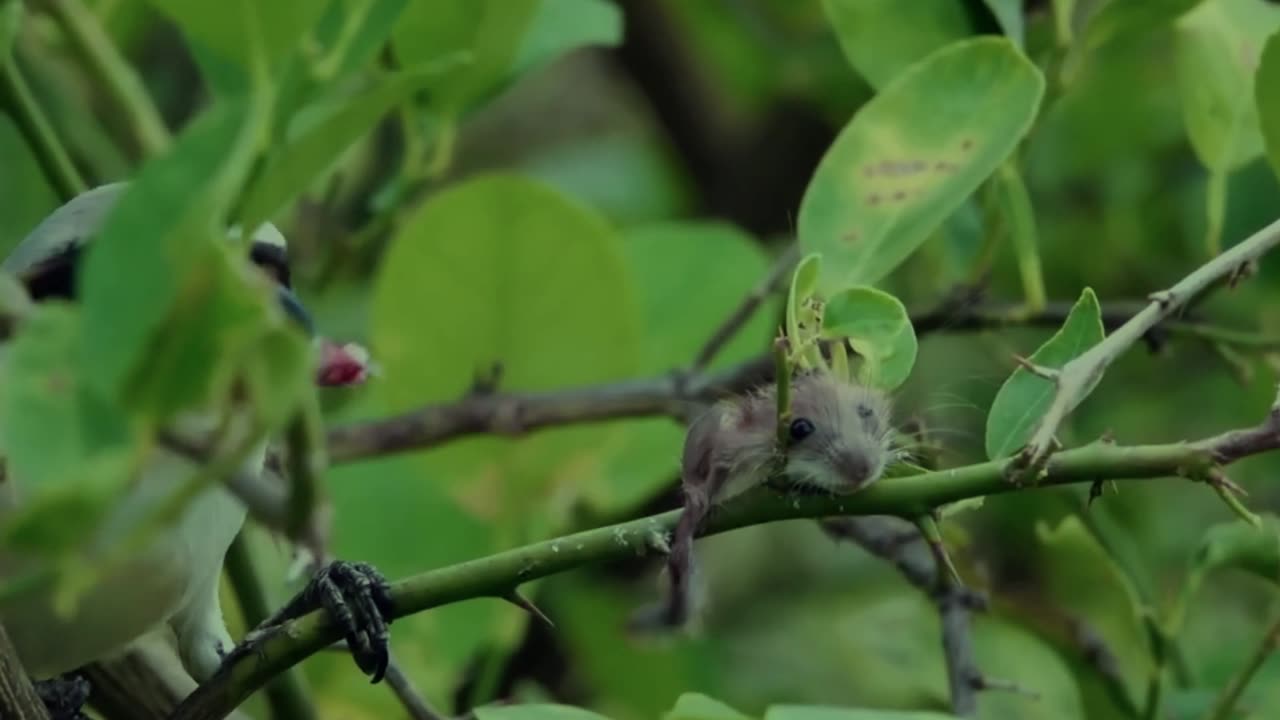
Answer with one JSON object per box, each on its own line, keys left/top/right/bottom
{"left": 306, "top": 560, "right": 393, "bottom": 683}
{"left": 34, "top": 673, "right": 91, "bottom": 720}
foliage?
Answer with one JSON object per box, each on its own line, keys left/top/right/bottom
{"left": 3, "top": 1, "right": 1280, "bottom": 720}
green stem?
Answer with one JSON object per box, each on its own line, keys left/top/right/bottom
{"left": 224, "top": 534, "right": 317, "bottom": 720}
{"left": 1201, "top": 609, "right": 1280, "bottom": 720}
{"left": 996, "top": 163, "right": 1047, "bottom": 313}
{"left": 0, "top": 56, "right": 86, "bottom": 201}
{"left": 43, "top": 0, "right": 170, "bottom": 157}
{"left": 1204, "top": 167, "right": 1227, "bottom": 259}
{"left": 169, "top": 430, "right": 1276, "bottom": 720}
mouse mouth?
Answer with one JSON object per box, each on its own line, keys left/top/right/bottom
{"left": 832, "top": 450, "right": 874, "bottom": 489}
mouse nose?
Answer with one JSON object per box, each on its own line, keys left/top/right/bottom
{"left": 834, "top": 451, "right": 872, "bottom": 489}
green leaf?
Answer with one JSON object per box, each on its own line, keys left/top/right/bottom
{"left": 1083, "top": 0, "right": 1207, "bottom": 51}
{"left": 584, "top": 222, "right": 776, "bottom": 513}
{"left": 983, "top": 0, "right": 1025, "bottom": 48}
{"left": 474, "top": 704, "right": 616, "bottom": 720}
{"left": 798, "top": 37, "right": 1044, "bottom": 294}
{"left": 665, "top": 693, "right": 754, "bottom": 720}
{"left": 1174, "top": 0, "right": 1280, "bottom": 173}
{"left": 239, "top": 59, "right": 467, "bottom": 229}
{"left": 391, "top": 0, "right": 540, "bottom": 111}
{"left": 821, "top": 287, "right": 917, "bottom": 390}
{"left": 1258, "top": 30, "right": 1280, "bottom": 182}
{"left": 147, "top": 0, "right": 328, "bottom": 73}
{"left": 77, "top": 100, "right": 269, "bottom": 419}
{"left": 821, "top": 0, "right": 974, "bottom": 89}
{"left": 994, "top": 163, "right": 1046, "bottom": 311}
{"left": 786, "top": 252, "right": 822, "bottom": 347}
{"left": 0, "top": 304, "right": 139, "bottom": 555}
{"left": 370, "top": 171, "right": 640, "bottom": 532}
{"left": 512, "top": 0, "right": 623, "bottom": 77}
{"left": 1191, "top": 514, "right": 1280, "bottom": 587}
{"left": 984, "top": 287, "right": 1104, "bottom": 460}
{"left": 765, "top": 707, "right": 958, "bottom": 719}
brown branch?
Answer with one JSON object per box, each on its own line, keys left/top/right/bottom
{"left": 325, "top": 297, "right": 1267, "bottom": 465}
{"left": 690, "top": 243, "right": 798, "bottom": 372}
{"left": 0, "top": 622, "right": 49, "bottom": 720}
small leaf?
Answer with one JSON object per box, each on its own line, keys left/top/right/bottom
{"left": 983, "top": 0, "right": 1025, "bottom": 48}
{"left": 474, "top": 704, "right": 615, "bottom": 720}
{"left": 1257, "top": 30, "right": 1280, "bottom": 181}
{"left": 799, "top": 37, "right": 1044, "bottom": 294}
{"left": 786, "top": 252, "right": 822, "bottom": 345}
{"left": 512, "top": 0, "right": 623, "bottom": 77}
{"left": 985, "top": 287, "right": 1104, "bottom": 460}
{"left": 821, "top": 287, "right": 917, "bottom": 390}
{"left": 664, "top": 692, "right": 754, "bottom": 720}
{"left": 1174, "top": 0, "right": 1280, "bottom": 173}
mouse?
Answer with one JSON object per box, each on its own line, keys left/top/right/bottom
{"left": 631, "top": 368, "right": 895, "bottom": 630}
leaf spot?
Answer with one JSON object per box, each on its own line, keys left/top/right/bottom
{"left": 960, "top": 138, "right": 974, "bottom": 151}
{"left": 866, "top": 193, "right": 881, "bottom": 206}
{"left": 893, "top": 190, "right": 907, "bottom": 202}
{"left": 842, "top": 230, "right": 860, "bottom": 244}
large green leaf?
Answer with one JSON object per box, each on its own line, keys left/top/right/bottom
{"left": 984, "top": 288, "right": 1104, "bottom": 460}
{"left": 821, "top": 0, "right": 974, "bottom": 90}
{"left": 584, "top": 222, "right": 775, "bottom": 513}
{"left": 370, "top": 171, "right": 640, "bottom": 536}
{"left": 78, "top": 100, "right": 273, "bottom": 419}
{"left": 821, "top": 286, "right": 917, "bottom": 390}
{"left": 798, "top": 37, "right": 1044, "bottom": 294}
{"left": 1258, "top": 30, "right": 1280, "bottom": 182}
{"left": 0, "top": 304, "right": 138, "bottom": 555}
{"left": 1174, "top": 0, "right": 1280, "bottom": 173}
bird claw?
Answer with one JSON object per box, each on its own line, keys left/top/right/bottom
{"left": 216, "top": 560, "right": 394, "bottom": 684}
{"left": 307, "top": 560, "right": 394, "bottom": 683}
{"left": 33, "top": 673, "right": 91, "bottom": 720}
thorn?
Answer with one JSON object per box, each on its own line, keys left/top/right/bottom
{"left": 1228, "top": 260, "right": 1258, "bottom": 289}
{"left": 1148, "top": 289, "right": 1175, "bottom": 309}
{"left": 1088, "top": 480, "right": 1105, "bottom": 507}
{"left": 1012, "top": 354, "right": 1059, "bottom": 381}
{"left": 471, "top": 362, "right": 503, "bottom": 395}
{"left": 974, "top": 675, "right": 1041, "bottom": 699}
{"left": 501, "top": 589, "right": 555, "bottom": 628}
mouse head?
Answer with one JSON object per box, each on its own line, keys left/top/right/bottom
{"left": 780, "top": 370, "right": 894, "bottom": 493}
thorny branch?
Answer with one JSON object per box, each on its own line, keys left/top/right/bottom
{"left": 171, "top": 395, "right": 1280, "bottom": 720}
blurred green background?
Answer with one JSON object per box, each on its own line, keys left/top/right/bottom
{"left": 6, "top": 1, "right": 1280, "bottom": 719}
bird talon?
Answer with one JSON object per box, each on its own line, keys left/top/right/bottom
{"left": 305, "top": 560, "right": 393, "bottom": 683}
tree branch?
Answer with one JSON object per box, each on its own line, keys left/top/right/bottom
{"left": 1203, "top": 608, "right": 1280, "bottom": 720}
{"left": 324, "top": 297, "right": 1275, "bottom": 465}
{"left": 170, "top": 408, "right": 1280, "bottom": 720}
{"left": 690, "top": 243, "right": 798, "bottom": 373}
{"left": 0, "top": 622, "right": 50, "bottom": 720}
{"left": 1016, "top": 217, "right": 1280, "bottom": 473}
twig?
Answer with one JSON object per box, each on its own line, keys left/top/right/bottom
{"left": 0, "top": 622, "right": 50, "bottom": 720}
{"left": 0, "top": 53, "right": 86, "bottom": 201}
{"left": 1201, "top": 609, "right": 1280, "bottom": 720}
{"left": 690, "top": 243, "right": 798, "bottom": 372}
{"left": 40, "top": 0, "right": 171, "bottom": 157}
{"left": 382, "top": 649, "right": 449, "bottom": 720}
{"left": 1015, "top": 217, "right": 1280, "bottom": 474}
{"left": 169, "top": 405, "right": 1280, "bottom": 720}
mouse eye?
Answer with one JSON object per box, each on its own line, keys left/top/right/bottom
{"left": 789, "top": 417, "right": 816, "bottom": 442}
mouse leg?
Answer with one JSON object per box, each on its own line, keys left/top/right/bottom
{"left": 34, "top": 672, "right": 91, "bottom": 720}
{"left": 217, "top": 560, "right": 394, "bottom": 683}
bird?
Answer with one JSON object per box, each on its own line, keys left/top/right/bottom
{"left": 0, "top": 182, "right": 391, "bottom": 718}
